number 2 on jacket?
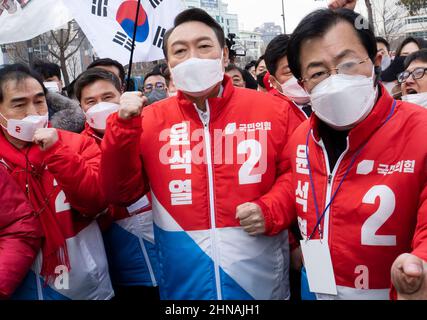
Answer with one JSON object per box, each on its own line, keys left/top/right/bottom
{"left": 237, "top": 139, "right": 266, "bottom": 185}
{"left": 361, "top": 185, "right": 396, "bottom": 246}
{"left": 53, "top": 179, "right": 71, "bottom": 213}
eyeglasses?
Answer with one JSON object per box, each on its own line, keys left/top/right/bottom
{"left": 143, "top": 82, "right": 166, "bottom": 92}
{"left": 398, "top": 67, "right": 427, "bottom": 84}
{"left": 302, "top": 57, "right": 371, "bottom": 87}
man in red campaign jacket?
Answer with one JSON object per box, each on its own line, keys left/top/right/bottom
{"left": 265, "top": 34, "right": 312, "bottom": 123}
{"left": 101, "top": 8, "right": 299, "bottom": 300}
{"left": 0, "top": 64, "right": 113, "bottom": 300}
{"left": 255, "top": 8, "right": 427, "bottom": 300}
{"left": 264, "top": 34, "right": 314, "bottom": 299}
{"left": 74, "top": 68, "right": 160, "bottom": 300}
{"left": 0, "top": 165, "right": 42, "bottom": 299}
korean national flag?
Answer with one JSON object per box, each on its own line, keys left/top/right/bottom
{"left": 64, "top": 0, "right": 185, "bottom": 65}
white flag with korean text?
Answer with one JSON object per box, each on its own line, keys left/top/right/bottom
{"left": 64, "top": 0, "right": 185, "bottom": 65}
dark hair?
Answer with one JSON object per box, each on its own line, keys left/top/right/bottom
{"left": 381, "top": 56, "right": 405, "bottom": 82}
{"left": 151, "top": 62, "right": 168, "bottom": 75}
{"left": 288, "top": 9, "right": 377, "bottom": 80}
{"left": 241, "top": 69, "right": 258, "bottom": 90}
{"left": 265, "top": 34, "right": 291, "bottom": 77}
{"left": 163, "top": 8, "right": 225, "bottom": 59}
{"left": 257, "top": 71, "right": 267, "bottom": 89}
{"left": 143, "top": 70, "right": 168, "bottom": 87}
{"left": 225, "top": 64, "right": 244, "bottom": 77}
{"left": 245, "top": 61, "right": 256, "bottom": 71}
{"left": 87, "top": 58, "right": 126, "bottom": 84}
{"left": 255, "top": 55, "right": 265, "bottom": 70}
{"left": 0, "top": 63, "right": 46, "bottom": 103}
{"left": 404, "top": 48, "right": 427, "bottom": 69}
{"left": 395, "top": 37, "right": 426, "bottom": 57}
{"left": 74, "top": 68, "right": 121, "bottom": 102}
{"left": 32, "top": 60, "right": 61, "bottom": 81}
{"left": 376, "top": 37, "right": 390, "bottom": 52}
{"left": 65, "top": 78, "right": 77, "bottom": 99}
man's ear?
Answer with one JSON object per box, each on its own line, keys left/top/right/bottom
{"left": 269, "top": 75, "right": 280, "bottom": 91}
{"left": 374, "top": 52, "right": 383, "bottom": 69}
{"left": 373, "top": 54, "right": 383, "bottom": 86}
{"left": 223, "top": 47, "right": 230, "bottom": 67}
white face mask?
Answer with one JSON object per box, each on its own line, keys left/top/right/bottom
{"left": 381, "top": 55, "right": 392, "bottom": 71}
{"left": 44, "top": 81, "right": 60, "bottom": 93}
{"left": 277, "top": 76, "right": 311, "bottom": 105}
{"left": 171, "top": 57, "right": 224, "bottom": 97}
{"left": 0, "top": 113, "right": 49, "bottom": 142}
{"left": 310, "top": 69, "right": 377, "bottom": 131}
{"left": 85, "top": 102, "right": 119, "bottom": 130}
{"left": 402, "top": 92, "right": 427, "bottom": 108}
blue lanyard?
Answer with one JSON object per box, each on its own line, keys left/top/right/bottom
{"left": 305, "top": 100, "right": 397, "bottom": 240}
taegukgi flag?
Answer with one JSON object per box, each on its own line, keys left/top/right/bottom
{"left": 64, "top": 0, "right": 185, "bottom": 65}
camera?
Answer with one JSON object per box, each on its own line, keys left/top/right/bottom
{"left": 226, "top": 33, "right": 246, "bottom": 62}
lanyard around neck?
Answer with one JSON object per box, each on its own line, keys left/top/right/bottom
{"left": 305, "top": 100, "right": 397, "bottom": 240}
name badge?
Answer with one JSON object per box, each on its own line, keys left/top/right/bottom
{"left": 300, "top": 239, "right": 337, "bottom": 295}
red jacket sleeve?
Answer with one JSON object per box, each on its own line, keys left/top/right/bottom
{"left": 43, "top": 130, "right": 108, "bottom": 217}
{"left": 411, "top": 180, "right": 427, "bottom": 262}
{"left": 389, "top": 165, "right": 427, "bottom": 300}
{"left": 0, "top": 167, "right": 42, "bottom": 299}
{"left": 254, "top": 102, "right": 300, "bottom": 236}
{"left": 100, "top": 113, "right": 149, "bottom": 207}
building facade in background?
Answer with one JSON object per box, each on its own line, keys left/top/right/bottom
{"left": 254, "top": 22, "right": 283, "bottom": 47}
{"left": 184, "top": 0, "right": 239, "bottom": 37}
{"left": 237, "top": 30, "right": 263, "bottom": 62}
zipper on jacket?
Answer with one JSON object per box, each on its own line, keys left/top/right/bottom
{"left": 195, "top": 101, "right": 222, "bottom": 300}
{"left": 138, "top": 237, "right": 157, "bottom": 286}
{"left": 35, "top": 252, "right": 44, "bottom": 300}
{"left": 317, "top": 137, "right": 349, "bottom": 242}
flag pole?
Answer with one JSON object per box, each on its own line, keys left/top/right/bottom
{"left": 126, "top": 0, "right": 142, "bottom": 91}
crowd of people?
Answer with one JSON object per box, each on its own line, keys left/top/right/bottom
{"left": 0, "top": 0, "right": 426, "bottom": 300}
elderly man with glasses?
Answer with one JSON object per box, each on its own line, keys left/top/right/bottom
{"left": 399, "top": 49, "right": 427, "bottom": 108}
{"left": 262, "top": 8, "right": 427, "bottom": 300}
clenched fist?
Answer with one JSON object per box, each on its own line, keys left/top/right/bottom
{"left": 118, "top": 91, "right": 148, "bottom": 120}
{"left": 328, "top": 0, "right": 357, "bottom": 10}
{"left": 391, "top": 253, "right": 427, "bottom": 300}
{"left": 236, "top": 202, "right": 266, "bottom": 236}
{"left": 33, "top": 128, "right": 59, "bottom": 151}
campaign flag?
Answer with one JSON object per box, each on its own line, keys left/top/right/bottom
{"left": 0, "top": 0, "right": 73, "bottom": 45}
{"left": 64, "top": 0, "right": 185, "bottom": 65}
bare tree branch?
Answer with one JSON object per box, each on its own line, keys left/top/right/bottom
{"left": 65, "top": 36, "right": 85, "bottom": 60}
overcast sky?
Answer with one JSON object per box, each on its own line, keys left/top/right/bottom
{"left": 225, "top": 0, "right": 368, "bottom": 33}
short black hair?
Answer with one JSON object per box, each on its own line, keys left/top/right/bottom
{"left": 151, "top": 62, "right": 169, "bottom": 75}
{"left": 163, "top": 8, "right": 225, "bottom": 59}
{"left": 265, "top": 34, "right": 291, "bottom": 77}
{"left": 143, "top": 70, "right": 168, "bottom": 87}
{"left": 74, "top": 68, "right": 121, "bottom": 102}
{"left": 241, "top": 69, "right": 258, "bottom": 90}
{"left": 255, "top": 55, "right": 265, "bottom": 70}
{"left": 288, "top": 9, "right": 377, "bottom": 80}
{"left": 87, "top": 58, "right": 126, "bottom": 84}
{"left": 396, "top": 37, "right": 426, "bottom": 57}
{"left": 245, "top": 61, "right": 256, "bottom": 71}
{"left": 32, "top": 60, "right": 61, "bottom": 81}
{"left": 404, "top": 48, "right": 427, "bottom": 69}
{"left": 0, "top": 63, "right": 46, "bottom": 103}
{"left": 376, "top": 37, "right": 390, "bottom": 52}
{"left": 225, "top": 64, "right": 244, "bottom": 77}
